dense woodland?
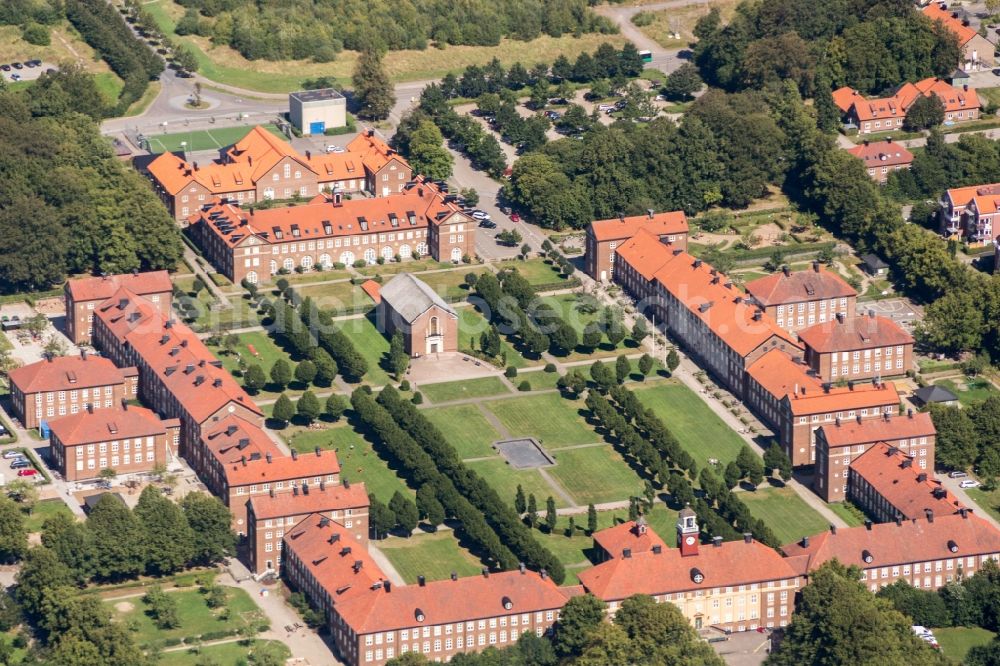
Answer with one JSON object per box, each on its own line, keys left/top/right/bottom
{"left": 0, "top": 71, "right": 183, "bottom": 293}
{"left": 171, "top": 0, "right": 617, "bottom": 61}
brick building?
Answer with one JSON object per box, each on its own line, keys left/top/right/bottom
{"left": 591, "top": 516, "right": 669, "bottom": 563}
{"left": 783, "top": 512, "right": 1000, "bottom": 592}
{"left": 186, "top": 179, "right": 472, "bottom": 285}
{"left": 798, "top": 311, "right": 914, "bottom": 382}
{"left": 8, "top": 353, "right": 138, "bottom": 429}
{"left": 48, "top": 404, "right": 179, "bottom": 482}
{"left": 848, "top": 443, "right": 961, "bottom": 523}
{"left": 846, "top": 140, "right": 914, "bottom": 184}
{"left": 374, "top": 273, "right": 458, "bottom": 357}
{"left": 145, "top": 127, "right": 411, "bottom": 220}
{"left": 833, "top": 78, "right": 980, "bottom": 135}
{"left": 282, "top": 514, "right": 569, "bottom": 666}
{"left": 578, "top": 511, "right": 801, "bottom": 633}
{"left": 939, "top": 182, "right": 1000, "bottom": 245}
{"left": 64, "top": 271, "right": 173, "bottom": 344}
{"left": 743, "top": 264, "right": 857, "bottom": 334}
{"left": 923, "top": 1, "right": 996, "bottom": 71}
{"left": 813, "top": 410, "right": 937, "bottom": 502}
{"left": 585, "top": 210, "right": 688, "bottom": 282}
{"left": 246, "top": 482, "right": 369, "bottom": 575}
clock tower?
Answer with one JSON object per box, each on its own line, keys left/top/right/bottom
{"left": 677, "top": 504, "right": 699, "bottom": 557}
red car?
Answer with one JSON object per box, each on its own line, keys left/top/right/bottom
{"left": 16, "top": 469, "right": 36, "bottom": 477}
{"left": 510, "top": 213, "right": 521, "bottom": 223}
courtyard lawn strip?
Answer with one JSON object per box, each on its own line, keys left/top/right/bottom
{"left": 933, "top": 626, "right": 996, "bottom": 664}
{"left": 504, "top": 258, "right": 567, "bottom": 287}
{"left": 547, "top": 445, "right": 647, "bottom": 506}
{"left": 738, "top": 486, "right": 830, "bottom": 546}
{"left": 157, "top": 640, "right": 291, "bottom": 666}
{"left": 376, "top": 530, "right": 485, "bottom": 583}
{"left": 463, "top": 458, "right": 568, "bottom": 509}
{"left": 423, "top": 404, "right": 501, "bottom": 459}
{"left": 420, "top": 376, "right": 510, "bottom": 403}
{"left": 484, "top": 394, "right": 595, "bottom": 449}
{"left": 517, "top": 369, "right": 562, "bottom": 391}
{"left": 296, "top": 281, "right": 369, "bottom": 314}
{"left": 23, "top": 498, "right": 73, "bottom": 533}
{"left": 335, "top": 316, "right": 392, "bottom": 386}
{"left": 633, "top": 381, "right": 747, "bottom": 470}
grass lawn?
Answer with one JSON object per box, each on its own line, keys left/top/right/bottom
{"left": 935, "top": 378, "right": 998, "bottom": 407}
{"left": 484, "top": 394, "right": 596, "bottom": 449}
{"left": 23, "top": 498, "right": 74, "bottom": 533}
{"left": 297, "top": 281, "right": 371, "bottom": 313}
{"left": 457, "top": 306, "right": 532, "bottom": 369}
{"left": 0, "top": 22, "right": 113, "bottom": 77}
{"left": 421, "top": 376, "right": 510, "bottom": 403}
{"left": 548, "top": 445, "right": 646, "bottom": 506}
{"left": 634, "top": 381, "right": 747, "bottom": 471}
{"left": 541, "top": 293, "right": 635, "bottom": 360}
{"left": 376, "top": 530, "right": 484, "bottom": 583}
{"left": 336, "top": 316, "right": 392, "bottom": 386}
{"left": 158, "top": 640, "right": 290, "bottom": 666}
{"left": 146, "top": 124, "right": 285, "bottom": 154}
{"left": 966, "top": 487, "right": 1000, "bottom": 524}
{"left": 739, "top": 486, "right": 830, "bottom": 546}
{"left": 358, "top": 258, "right": 453, "bottom": 277}
{"left": 93, "top": 72, "right": 124, "bottom": 106}
{"left": 416, "top": 268, "right": 488, "bottom": 301}
{"left": 206, "top": 330, "right": 301, "bottom": 399}
{"left": 518, "top": 369, "right": 562, "bottom": 391}
{"left": 504, "top": 258, "right": 567, "bottom": 287}
{"left": 934, "top": 626, "right": 996, "bottom": 664}
{"left": 464, "top": 458, "right": 566, "bottom": 508}
{"left": 107, "top": 586, "right": 262, "bottom": 648}
{"left": 311, "top": 424, "right": 412, "bottom": 503}
{"left": 281, "top": 269, "right": 352, "bottom": 286}
{"left": 423, "top": 404, "right": 501, "bottom": 459}
{"left": 827, "top": 500, "right": 866, "bottom": 528}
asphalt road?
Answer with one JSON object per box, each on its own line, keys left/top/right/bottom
{"left": 594, "top": 0, "right": 709, "bottom": 74}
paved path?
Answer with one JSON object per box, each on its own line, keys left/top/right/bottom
{"left": 941, "top": 477, "right": 1000, "bottom": 531}
{"left": 366, "top": 544, "right": 407, "bottom": 586}
{"left": 537, "top": 468, "right": 578, "bottom": 507}
{"left": 593, "top": 0, "right": 710, "bottom": 73}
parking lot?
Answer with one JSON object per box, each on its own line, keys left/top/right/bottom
{"left": 1, "top": 59, "right": 49, "bottom": 83}
{"left": 862, "top": 298, "right": 924, "bottom": 331}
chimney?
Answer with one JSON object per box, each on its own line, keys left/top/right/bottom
{"left": 925, "top": 509, "right": 934, "bottom": 523}
{"left": 812, "top": 260, "right": 820, "bottom": 272}
{"left": 781, "top": 265, "right": 790, "bottom": 277}
{"left": 333, "top": 190, "right": 343, "bottom": 207}
{"left": 868, "top": 309, "right": 875, "bottom": 319}
{"left": 901, "top": 458, "right": 912, "bottom": 469}
{"left": 886, "top": 137, "right": 892, "bottom": 144}
{"left": 241, "top": 455, "right": 247, "bottom": 467}
{"left": 743, "top": 533, "right": 753, "bottom": 544}
{"left": 450, "top": 572, "right": 457, "bottom": 581}
{"left": 835, "top": 416, "right": 841, "bottom": 427}
{"left": 384, "top": 580, "right": 391, "bottom": 593}
{"left": 800, "top": 536, "right": 809, "bottom": 548}
{"left": 830, "top": 524, "right": 837, "bottom": 535}
{"left": 540, "top": 569, "right": 547, "bottom": 580}
{"left": 305, "top": 150, "right": 311, "bottom": 160}
{"left": 907, "top": 408, "right": 914, "bottom": 419}
{"left": 752, "top": 310, "right": 762, "bottom": 321}
{"left": 315, "top": 446, "right": 321, "bottom": 457}
{"left": 960, "top": 507, "right": 969, "bottom": 519}
{"left": 622, "top": 548, "right": 632, "bottom": 559}
{"left": 918, "top": 473, "right": 928, "bottom": 483}
{"left": 87, "top": 404, "right": 94, "bottom": 414}
{"left": 193, "top": 161, "right": 199, "bottom": 171}
{"left": 291, "top": 450, "right": 298, "bottom": 460}
{"left": 693, "top": 259, "right": 703, "bottom": 268}
{"left": 964, "top": 84, "right": 969, "bottom": 91}
{"left": 344, "top": 479, "right": 350, "bottom": 489}
{"left": 269, "top": 487, "right": 275, "bottom": 497}
{"left": 519, "top": 562, "right": 526, "bottom": 574}
{"left": 80, "top": 349, "right": 87, "bottom": 360}
{"left": 864, "top": 519, "right": 873, "bottom": 531}
{"left": 836, "top": 312, "right": 845, "bottom": 324}
{"left": 367, "top": 128, "right": 375, "bottom": 137}
{"left": 293, "top": 486, "right": 299, "bottom": 496}
{"left": 712, "top": 536, "right": 723, "bottom": 548}
{"left": 933, "top": 487, "right": 947, "bottom": 499}
{"left": 418, "top": 575, "right": 426, "bottom": 586}
{"left": 618, "top": 212, "right": 625, "bottom": 224}
{"left": 895, "top": 516, "right": 902, "bottom": 526}
{"left": 863, "top": 140, "right": 869, "bottom": 147}
{"left": 481, "top": 568, "right": 489, "bottom": 578}
{"left": 248, "top": 156, "right": 252, "bottom": 166}
{"left": 266, "top": 452, "right": 272, "bottom": 463}
{"left": 647, "top": 208, "right": 655, "bottom": 219}
{"left": 848, "top": 380, "right": 855, "bottom": 391}
{"left": 887, "top": 446, "right": 898, "bottom": 456}
{"left": 652, "top": 544, "right": 662, "bottom": 554}
{"left": 320, "top": 480, "right": 326, "bottom": 491}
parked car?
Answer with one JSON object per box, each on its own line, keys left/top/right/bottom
{"left": 10, "top": 74, "right": 20, "bottom": 81}
{"left": 960, "top": 479, "right": 981, "bottom": 489}
{"left": 326, "top": 145, "right": 345, "bottom": 153}
{"left": 17, "top": 469, "right": 37, "bottom": 477}
{"left": 548, "top": 97, "right": 569, "bottom": 105}
{"left": 0, "top": 65, "right": 9, "bottom": 72}
{"left": 12, "top": 62, "right": 22, "bottom": 70}
{"left": 510, "top": 213, "right": 521, "bottom": 223}
{"left": 25, "top": 60, "right": 38, "bottom": 68}
{"left": 597, "top": 103, "right": 616, "bottom": 112}
{"left": 1, "top": 450, "right": 20, "bottom": 459}
{"left": 10, "top": 460, "right": 29, "bottom": 469}
{"left": 470, "top": 210, "right": 490, "bottom": 220}
{"left": 949, "top": 471, "right": 969, "bottom": 478}
{"left": 482, "top": 221, "right": 497, "bottom": 229}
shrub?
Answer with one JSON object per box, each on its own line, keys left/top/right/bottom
{"left": 399, "top": 379, "right": 411, "bottom": 391}
{"left": 518, "top": 380, "right": 531, "bottom": 391}
{"left": 544, "top": 362, "right": 557, "bottom": 373}
{"left": 353, "top": 259, "right": 366, "bottom": 268}
{"left": 22, "top": 23, "right": 50, "bottom": 46}
{"left": 505, "top": 366, "right": 518, "bottom": 378}
{"left": 411, "top": 391, "right": 423, "bottom": 405}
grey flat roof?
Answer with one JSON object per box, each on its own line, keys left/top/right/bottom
{"left": 290, "top": 88, "right": 345, "bottom": 103}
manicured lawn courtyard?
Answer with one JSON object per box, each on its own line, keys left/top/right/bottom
{"left": 517, "top": 369, "right": 562, "bottom": 391}
{"left": 935, "top": 378, "right": 998, "bottom": 407}
{"left": 548, "top": 445, "right": 646, "bottom": 506}
{"left": 23, "top": 498, "right": 74, "bottom": 533}
{"left": 457, "top": 307, "right": 532, "bottom": 369}
{"left": 321, "top": 424, "right": 413, "bottom": 503}
{"left": 541, "top": 294, "right": 634, "bottom": 360}
{"left": 357, "top": 258, "right": 453, "bottom": 277}
{"left": 158, "top": 640, "right": 291, "bottom": 666}
{"left": 423, "top": 404, "right": 501, "bottom": 459}
{"left": 484, "top": 394, "right": 596, "bottom": 449}
{"left": 336, "top": 316, "right": 392, "bottom": 386}
{"left": 934, "top": 626, "right": 995, "bottom": 664}
{"left": 420, "top": 376, "right": 510, "bottom": 403}
{"left": 739, "top": 486, "right": 830, "bottom": 546}
{"left": 505, "top": 258, "right": 567, "bottom": 287}
{"left": 634, "top": 381, "right": 747, "bottom": 470}
{"left": 966, "top": 487, "right": 1000, "bottom": 524}
{"left": 827, "top": 500, "right": 866, "bottom": 528}
{"left": 376, "top": 530, "right": 485, "bottom": 583}
{"left": 464, "top": 458, "right": 567, "bottom": 508}
{"left": 297, "top": 281, "right": 370, "bottom": 313}
{"left": 417, "top": 268, "right": 490, "bottom": 301}
{"left": 207, "top": 331, "right": 299, "bottom": 399}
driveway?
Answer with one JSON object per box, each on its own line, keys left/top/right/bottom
{"left": 594, "top": 0, "right": 712, "bottom": 74}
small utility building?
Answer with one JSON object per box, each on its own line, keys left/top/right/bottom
{"left": 289, "top": 88, "right": 346, "bottom": 135}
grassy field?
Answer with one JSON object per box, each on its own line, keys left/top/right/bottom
{"left": 0, "top": 22, "right": 113, "bottom": 76}
{"left": 23, "top": 498, "right": 74, "bottom": 533}
{"left": 376, "top": 530, "right": 485, "bottom": 583}
{"left": 504, "top": 258, "right": 568, "bottom": 287}
{"left": 416, "top": 268, "right": 489, "bottom": 301}
{"left": 827, "top": 501, "right": 866, "bottom": 528}
{"left": 421, "top": 376, "right": 510, "bottom": 403}
{"left": 464, "top": 458, "right": 567, "bottom": 508}
{"left": 280, "top": 268, "right": 352, "bottom": 286}
{"left": 423, "top": 404, "right": 501, "bottom": 459}
{"left": 634, "top": 381, "right": 747, "bottom": 471}
{"left": 966, "top": 487, "right": 1000, "bottom": 524}
{"left": 146, "top": 124, "right": 285, "bottom": 154}
{"left": 935, "top": 377, "right": 997, "bottom": 407}
{"left": 142, "top": 1, "right": 628, "bottom": 91}
{"left": 934, "top": 626, "right": 995, "bottom": 664}
{"left": 517, "top": 369, "right": 563, "bottom": 391}
{"left": 297, "top": 281, "right": 370, "bottom": 313}
{"left": 485, "top": 394, "right": 596, "bottom": 449}
{"left": 207, "top": 330, "right": 300, "bottom": 399}
{"left": 311, "top": 424, "right": 413, "bottom": 503}
{"left": 541, "top": 293, "right": 635, "bottom": 360}
{"left": 739, "top": 486, "right": 830, "bottom": 546}
{"left": 107, "top": 585, "right": 261, "bottom": 648}
{"left": 158, "top": 640, "right": 290, "bottom": 666}
{"left": 548, "top": 445, "right": 646, "bottom": 505}
{"left": 336, "top": 316, "right": 392, "bottom": 386}
{"left": 457, "top": 306, "right": 532, "bottom": 369}
{"left": 357, "top": 258, "right": 453, "bottom": 277}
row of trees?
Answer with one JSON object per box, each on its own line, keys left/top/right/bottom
{"left": 174, "top": 0, "right": 616, "bottom": 59}
{"left": 929, "top": 397, "right": 1000, "bottom": 479}
{"left": 473, "top": 271, "right": 579, "bottom": 357}
{"left": 264, "top": 295, "right": 369, "bottom": 382}
{"left": 372, "top": 385, "right": 566, "bottom": 581}
{"left": 64, "top": 0, "right": 164, "bottom": 114}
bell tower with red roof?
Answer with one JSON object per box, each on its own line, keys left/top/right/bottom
{"left": 678, "top": 504, "right": 699, "bottom": 557}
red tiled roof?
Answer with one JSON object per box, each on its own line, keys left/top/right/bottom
{"left": 66, "top": 271, "right": 172, "bottom": 303}
{"left": 310, "top": 132, "right": 410, "bottom": 181}
{"left": 48, "top": 405, "right": 171, "bottom": 446}
{"left": 614, "top": 228, "right": 675, "bottom": 280}
{"left": 782, "top": 512, "right": 1000, "bottom": 572}
{"left": 907, "top": 78, "right": 980, "bottom": 114}
{"left": 945, "top": 182, "right": 1000, "bottom": 215}
{"left": 846, "top": 141, "right": 914, "bottom": 169}
{"left": 923, "top": 2, "right": 979, "bottom": 45}
{"left": 360, "top": 280, "right": 381, "bottom": 304}
{"left": 248, "top": 482, "right": 369, "bottom": 521}
{"left": 746, "top": 348, "right": 823, "bottom": 399}
{"left": 832, "top": 86, "right": 860, "bottom": 114}
{"left": 819, "top": 411, "right": 936, "bottom": 449}
{"left": 579, "top": 530, "right": 799, "bottom": 601}
{"left": 592, "top": 519, "right": 668, "bottom": 558}
{"left": 849, "top": 443, "right": 962, "bottom": 520}
{"left": 9, "top": 355, "right": 128, "bottom": 394}
{"left": 744, "top": 266, "right": 856, "bottom": 307}
{"left": 201, "top": 414, "right": 281, "bottom": 466}
{"left": 285, "top": 514, "right": 569, "bottom": 634}
{"left": 589, "top": 211, "right": 688, "bottom": 243}
{"left": 188, "top": 178, "right": 464, "bottom": 249}
{"left": 94, "top": 287, "right": 262, "bottom": 424}
{"left": 224, "top": 125, "right": 308, "bottom": 182}
{"left": 225, "top": 447, "right": 340, "bottom": 488}
{"left": 834, "top": 78, "right": 979, "bottom": 124}
{"left": 797, "top": 313, "right": 913, "bottom": 353}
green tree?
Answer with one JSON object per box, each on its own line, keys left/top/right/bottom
{"left": 876, "top": 580, "right": 951, "bottom": 628}
{"left": 389, "top": 331, "right": 410, "bottom": 379}
{"left": 766, "top": 561, "right": 948, "bottom": 665}
{"left": 271, "top": 393, "right": 295, "bottom": 424}
{"left": 666, "top": 349, "right": 680, "bottom": 374}
{"left": 904, "top": 94, "right": 946, "bottom": 131}
{"left": 389, "top": 491, "right": 419, "bottom": 536}
{"left": 16, "top": 546, "right": 73, "bottom": 619}
{"left": 638, "top": 353, "right": 654, "bottom": 378}
{"left": 134, "top": 486, "right": 194, "bottom": 575}
{"left": 41, "top": 511, "right": 94, "bottom": 582}
{"left": 916, "top": 289, "right": 986, "bottom": 354}
{"left": 724, "top": 461, "right": 743, "bottom": 488}
{"left": 87, "top": 494, "right": 145, "bottom": 581}
{"left": 269, "top": 359, "right": 292, "bottom": 389}
{"left": 353, "top": 48, "right": 395, "bottom": 120}
{"left": 415, "top": 484, "right": 445, "bottom": 529}
{"left": 526, "top": 493, "right": 538, "bottom": 527}
{"left": 173, "top": 44, "right": 198, "bottom": 74}
{"left": 181, "top": 492, "right": 235, "bottom": 566}
{"left": 553, "top": 593, "right": 606, "bottom": 658}
{"left": 143, "top": 585, "right": 180, "bottom": 629}
{"left": 369, "top": 494, "right": 395, "bottom": 540}
{"left": 615, "top": 354, "right": 630, "bottom": 384}
{"left": 408, "top": 120, "right": 453, "bottom": 180}
{"left": 929, "top": 404, "right": 979, "bottom": 471}
{"left": 582, "top": 323, "right": 603, "bottom": 350}
{"left": 587, "top": 503, "right": 598, "bottom": 534}
{"left": 296, "top": 390, "right": 322, "bottom": 424}
{"left": 325, "top": 394, "right": 348, "bottom": 421}
{"left": 763, "top": 443, "right": 793, "bottom": 482}
{"left": 310, "top": 347, "right": 338, "bottom": 385}
{"left": 0, "top": 497, "right": 27, "bottom": 563}
{"left": 21, "top": 22, "right": 50, "bottom": 46}
{"left": 294, "top": 360, "right": 317, "bottom": 385}
{"left": 515, "top": 485, "right": 526, "bottom": 514}
{"left": 545, "top": 496, "right": 557, "bottom": 533}
{"left": 736, "top": 447, "right": 758, "bottom": 477}
{"left": 613, "top": 594, "right": 725, "bottom": 664}
{"left": 631, "top": 318, "right": 649, "bottom": 345}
